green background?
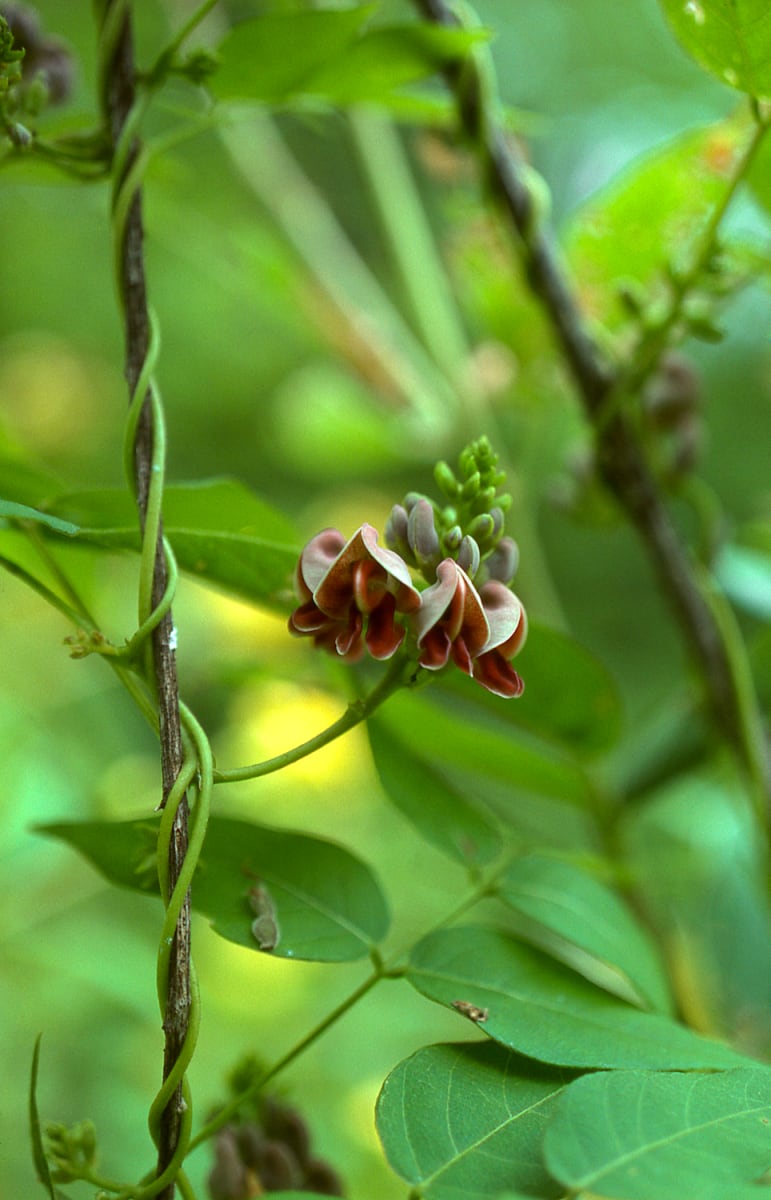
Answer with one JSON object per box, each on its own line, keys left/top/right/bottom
{"left": 1, "top": 1, "right": 769, "bottom": 1196}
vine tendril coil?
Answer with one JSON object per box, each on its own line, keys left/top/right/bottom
{"left": 95, "top": 2, "right": 213, "bottom": 1193}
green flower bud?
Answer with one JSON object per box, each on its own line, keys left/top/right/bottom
{"left": 460, "top": 470, "right": 481, "bottom": 500}
{"left": 434, "top": 460, "right": 459, "bottom": 498}
{"left": 467, "top": 512, "right": 495, "bottom": 545}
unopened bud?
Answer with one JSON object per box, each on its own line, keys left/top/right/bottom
{"left": 485, "top": 537, "right": 519, "bottom": 584}
{"left": 643, "top": 353, "right": 700, "bottom": 431}
{"left": 408, "top": 498, "right": 440, "bottom": 570}
{"left": 457, "top": 535, "right": 480, "bottom": 577}
{"left": 305, "top": 1157, "right": 346, "bottom": 1196}
{"left": 208, "top": 1129, "right": 249, "bottom": 1200}
{"left": 384, "top": 503, "right": 410, "bottom": 554}
{"left": 467, "top": 512, "right": 495, "bottom": 546}
{"left": 434, "top": 460, "right": 459, "bottom": 498}
{"left": 460, "top": 470, "right": 481, "bottom": 500}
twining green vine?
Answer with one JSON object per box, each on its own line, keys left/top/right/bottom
{"left": 10, "top": 3, "right": 769, "bottom": 1197}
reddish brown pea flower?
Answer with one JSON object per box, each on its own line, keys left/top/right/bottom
{"left": 289, "top": 524, "right": 421, "bottom": 661}
{"left": 414, "top": 558, "right": 526, "bottom": 697}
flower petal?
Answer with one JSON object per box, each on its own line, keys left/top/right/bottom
{"left": 414, "top": 559, "right": 489, "bottom": 655}
{"left": 359, "top": 524, "right": 421, "bottom": 612}
{"left": 366, "top": 593, "right": 405, "bottom": 659}
{"left": 298, "top": 528, "right": 346, "bottom": 596}
{"left": 472, "top": 649, "right": 525, "bottom": 698}
{"left": 314, "top": 523, "right": 419, "bottom": 618}
{"left": 479, "top": 581, "right": 526, "bottom": 655}
{"left": 418, "top": 625, "right": 452, "bottom": 670}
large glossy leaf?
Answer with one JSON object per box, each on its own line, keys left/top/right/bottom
{"left": 377, "top": 1041, "right": 576, "bottom": 1200}
{"left": 48, "top": 479, "right": 299, "bottom": 609}
{"left": 407, "top": 926, "right": 751, "bottom": 1069}
{"left": 495, "top": 855, "right": 672, "bottom": 1013}
{"left": 367, "top": 718, "right": 503, "bottom": 867}
{"left": 38, "top": 816, "right": 389, "bottom": 962}
{"left": 544, "top": 1068, "right": 771, "bottom": 1200}
{"left": 620, "top": 773, "right": 771, "bottom": 1053}
{"left": 373, "top": 688, "right": 593, "bottom": 808}
{"left": 659, "top": 0, "right": 771, "bottom": 99}
{"left": 211, "top": 10, "right": 483, "bottom": 108}
{"left": 566, "top": 115, "right": 756, "bottom": 329}
{"left": 436, "top": 622, "right": 623, "bottom": 757}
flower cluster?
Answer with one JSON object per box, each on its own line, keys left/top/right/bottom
{"left": 289, "top": 440, "right": 527, "bottom": 698}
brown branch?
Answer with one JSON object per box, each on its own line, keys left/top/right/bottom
{"left": 414, "top": 0, "right": 755, "bottom": 766}
{"left": 102, "top": 8, "right": 190, "bottom": 1196}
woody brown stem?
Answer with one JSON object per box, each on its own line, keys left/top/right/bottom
{"left": 101, "top": 6, "right": 190, "bottom": 1195}
{"left": 414, "top": 0, "right": 764, "bottom": 782}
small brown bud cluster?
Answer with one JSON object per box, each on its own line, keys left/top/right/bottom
{"left": 1, "top": 4, "right": 74, "bottom": 106}
{"left": 642, "top": 352, "right": 703, "bottom": 481}
{"left": 207, "top": 1096, "right": 345, "bottom": 1199}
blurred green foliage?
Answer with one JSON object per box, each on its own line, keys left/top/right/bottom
{"left": 1, "top": 1, "right": 770, "bottom": 1198}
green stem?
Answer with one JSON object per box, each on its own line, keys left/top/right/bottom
{"left": 187, "top": 853, "right": 514, "bottom": 1156}
{"left": 599, "top": 106, "right": 770, "bottom": 428}
{"left": 0, "top": 551, "right": 159, "bottom": 728}
{"left": 214, "top": 654, "right": 417, "bottom": 783}
{"left": 149, "top": 0, "right": 221, "bottom": 80}
{"left": 186, "top": 966, "right": 384, "bottom": 1153}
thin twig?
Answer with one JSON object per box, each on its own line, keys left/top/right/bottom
{"left": 413, "top": 0, "right": 766, "bottom": 788}
{"left": 101, "top": 7, "right": 190, "bottom": 1195}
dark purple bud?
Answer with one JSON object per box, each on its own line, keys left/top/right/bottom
{"left": 235, "top": 1123, "right": 265, "bottom": 1169}
{"left": 207, "top": 1129, "right": 249, "bottom": 1200}
{"left": 259, "top": 1139, "right": 302, "bottom": 1191}
{"left": 304, "top": 1157, "right": 346, "bottom": 1196}
{"left": 485, "top": 537, "right": 519, "bottom": 585}
{"left": 456, "top": 535, "right": 480, "bottom": 577}
{"left": 384, "top": 503, "right": 411, "bottom": 559}
{"left": 260, "top": 1098, "right": 312, "bottom": 1168}
{"left": 407, "top": 498, "right": 440, "bottom": 566}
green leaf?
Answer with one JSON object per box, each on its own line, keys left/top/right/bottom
{"left": 374, "top": 688, "right": 593, "bottom": 808}
{"left": 211, "top": 8, "right": 375, "bottom": 103}
{"left": 496, "top": 854, "right": 672, "bottom": 1013}
{"left": 659, "top": 0, "right": 771, "bottom": 99}
{"left": 304, "top": 23, "right": 487, "bottom": 107}
{"left": 377, "top": 1041, "right": 576, "bottom": 1199}
{"left": 0, "top": 456, "right": 64, "bottom": 507}
{"left": 368, "top": 717, "right": 503, "bottom": 866}
{"left": 437, "top": 622, "right": 623, "bottom": 757}
{"left": 566, "top": 115, "right": 755, "bottom": 330}
{"left": 407, "top": 926, "right": 752, "bottom": 1069}
{"left": 544, "top": 1068, "right": 771, "bottom": 1200}
{"left": 211, "top": 10, "right": 484, "bottom": 109}
{"left": 620, "top": 773, "right": 771, "bottom": 1052}
{"left": 29, "top": 1036, "right": 56, "bottom": 1200}
{"left": 38, "top": 816, "right": 389, "bottom": 962}
{"left": 0, "top": 498, "right": 78, "bottom": 536}
{"left": 48, "top": 479, "right": 300, "bottom": 609}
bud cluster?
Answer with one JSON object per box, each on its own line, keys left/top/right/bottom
{"left": 44, "top": 1118, "right": 98, "bottom": 1183}
{"left": 0, "top": 5, "right": 73, "bottom": 144}
{"left": 207, "top": 1095, "right": 344, "bottom": 1198}
{"left": 385, "top": 436, "right": 519, "bottom": 587}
